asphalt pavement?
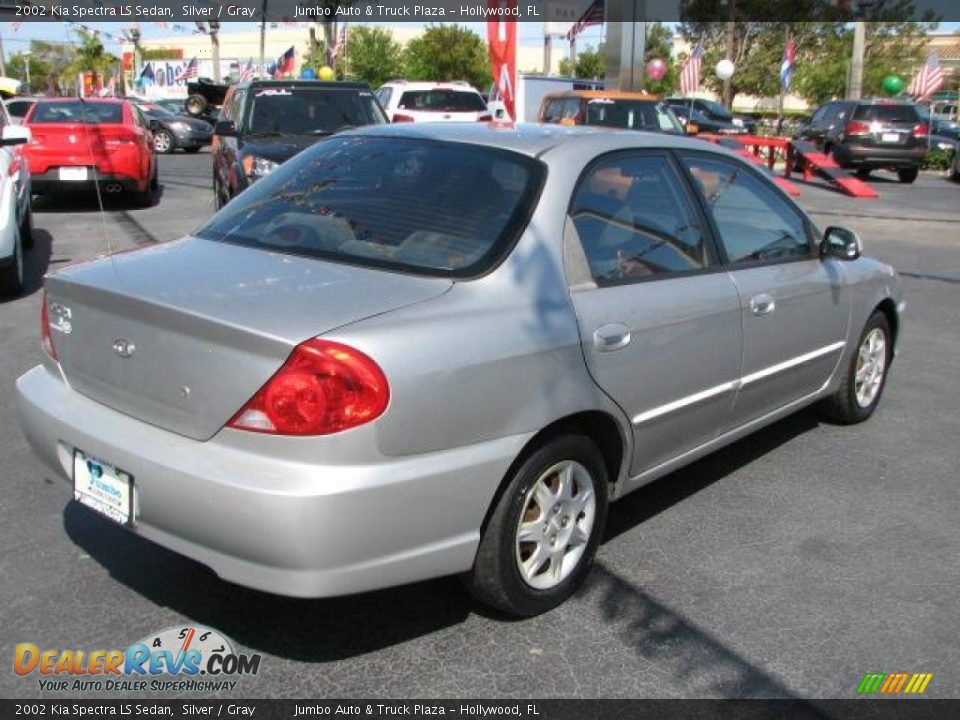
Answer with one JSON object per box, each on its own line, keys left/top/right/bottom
{"left": 1, "top": 152, "right": 958, "bottom": 700}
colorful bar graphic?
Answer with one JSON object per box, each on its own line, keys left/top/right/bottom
{"left": 857, "top": 672, "right": 933, "bottom": 695}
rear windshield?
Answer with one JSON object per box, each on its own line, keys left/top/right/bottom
{"left": 398, "top": 90, "right": 487, "bottom": 113}
{"left": 853, "top": 104, "right": 920, "bottom": 123}
{"left": 244, "top": 87, "right": 386, "bottom": 135}
{"left": 585, "top": 99, "right": 684, "bottom": 133}
{"left": 30, "top": 101, "right": 123, "bottom": 124}
{"left": 195, "top": 136, "right": 545, "bottom": 278}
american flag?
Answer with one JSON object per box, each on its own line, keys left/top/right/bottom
{"left": 239, "top": 59, "right": 256, "bottom": 82}
{"left": 566, "top": 0, "right": 603, "bottom": 41}
{"left": 11, "top": 21, "right": 23, "bottom": 32}
{"left": 909, "top": 52, "right": 945, "bottom": 102}
{"left": 175, "top": 57, "right": 199, "bottom": 82}
{"left": 680, "top": 42, "right": 703, "bottom": 95}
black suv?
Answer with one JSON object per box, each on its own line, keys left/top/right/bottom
{"left": 212, "top": 80, "right": 388, "bottom": 208}
{"left": 664, "top": 97, "right": 755, "bottom": 134}
{"left": 794, "top": 99, "right": 928, "bottom": 183}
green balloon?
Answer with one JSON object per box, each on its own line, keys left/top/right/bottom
{"left": 882, "top": 75, "right": 904, "bottom": 95}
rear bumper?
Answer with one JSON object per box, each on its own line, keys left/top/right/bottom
{"left": 31, "top": 169, "right": 144, "bottom": 194}
{"left": 16, "top": 364, "right": 528, "bottom": 598}
{"left": 833, "top": 144, "right": 926, "bottom": 168}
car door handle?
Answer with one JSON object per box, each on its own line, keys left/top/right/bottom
{"left": 593, "top": 323, "right": 631, "bottom": 352}
{"left": 750, "top": 293, "right": 776, "bottom": 316}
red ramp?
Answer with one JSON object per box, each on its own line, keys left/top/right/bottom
{"left": 790, "top": 140, "right": 879, "bottom": 198}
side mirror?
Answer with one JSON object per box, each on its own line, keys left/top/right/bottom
{"left": 821, "top": 226, "right": 862, "bottom": 261}
{"left": 1, "top": 125, "right": 31, "bottom": 146}
{"left": 685, "top": 122, "right": 699, "bottom": 135}
{"left": 213, "top": 120, "right": 236, "bottom": 137}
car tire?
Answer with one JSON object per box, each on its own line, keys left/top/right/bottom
{"left": 949, "top": 158, "right": 960, "bottom": 182}
{"left": 135, "top": 161, "right": 159, "bottom": 208}
{"left": 153, "top": 130, "right": 174, "bottom": 155}
{"left": 821, "top": 311, "right": 892, "bottom": 425}
{"left": 185, "top": 94, "right": 208, "bottom": 117}
{"left": 897, "top": 167, "right": 919, "bottom": 184}
{"left": 0, "top": 218, "right": 24, "bottom": 297}
{"left": 464, "top": 434, "right": 609, "bottom": 617}
{"left": 19, "top": 203, "right": 33, "bottom": 249}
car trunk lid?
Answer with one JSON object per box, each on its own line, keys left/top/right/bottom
{"left": 45, "top": 237, "right": 451, "bottom": 440}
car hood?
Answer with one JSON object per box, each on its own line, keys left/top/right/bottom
{"left": 238, "top": 135, "right": 327, "bottom": 163}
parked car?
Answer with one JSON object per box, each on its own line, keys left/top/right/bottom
{"left": 794, "top": 99, "right": 928, "bottom": 183}
{"left": 538, "top": 91, "right": 686, "bottom": 134}
{"left": 133, "top": 101, "right": 213, "bottom": 154}
{"left": 17, "top": 125, "right": 902, "bottom": 616}
{"left": 489, "top": 74, "right": 604, "bottom": 122}
{"left": 665, "top": 97, "right": 752, "bottom": 134}
{"left": 23, "top": 98, "right": 158, "bottom": 203}
{"left": 376, "top": 81, "right": 490, "bottom": 123}
{"left": 929, "top": 117, "right": 960, "bottom": 157}
{"left": 0, "top": 102, "right": 33, "bottom": 296}
{"left": 212, "top": 79, "right": 387, "bottom": 208}
{"left": 4, "top": 97, "right": 39, "bottom": 125}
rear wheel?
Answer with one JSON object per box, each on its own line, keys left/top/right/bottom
{"left": 821, "top": 311, "right": 892, "bottom": 424}
{"left": 897, "top": 167, "right": 919, "bottom": 184}
{"left": 135, "top": 161, "right": 159, "bottom": 208}
{"left": 464, "top": 435, "right": 608, "bottom": 617}
{"left": 0, "top": 219, "right": 24, "bottom": 297}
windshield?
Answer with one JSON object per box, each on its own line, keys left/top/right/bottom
{"left": 853, "top": 104, "right": 920, "bottom": 123}
{"left": 195, "top": 136, "right": 545, "bottom": 278}
{"left": 244, "top": 87, "right": 387, "bottom": 135}
{"left": 585, "top": 99, "right": 684, "bottom": 133}
{"left": 138, "top": 103, "right": 177, "bottom": 118}
{"left": 702, "top": 100, "right": 733, "bottom": 121}
{"left": 29, "top": 101, "right": 123, "bottom": 124}
{"left": 398, "top": 89, "right": 487, "bottom": 113}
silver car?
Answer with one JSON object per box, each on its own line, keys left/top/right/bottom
{"left": 17, "top": 124, "right": 902, "bottom": 616}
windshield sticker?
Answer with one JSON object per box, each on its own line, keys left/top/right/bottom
{"left": 255, "top": 89, "right": 293, "bottom": 97}
{"left": 588, "top": 98, "right": 615, "bottom": 105}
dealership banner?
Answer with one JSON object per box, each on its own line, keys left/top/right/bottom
{"left": 0, "top": 0, "right": 957, "bottom": 22}
{"left": 3, "top": 700, "right": 960, "bottom": 718}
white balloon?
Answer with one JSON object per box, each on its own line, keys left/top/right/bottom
{"left": 715, "top": 59, "right": 736, "bottom": 81}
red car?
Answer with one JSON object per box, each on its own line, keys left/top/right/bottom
{"left": 23, "top": 98, "right": 158, "bottom": 205}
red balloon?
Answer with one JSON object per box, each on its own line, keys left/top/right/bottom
{"left": 646, "top": 58, "right": 667, "bottom": 82}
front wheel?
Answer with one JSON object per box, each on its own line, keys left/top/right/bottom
{"left": 0, "top": 219, "right": 24, "bottom": 297}
{"left": 821, "top": 311, "right": 892, "bottom": 424}
{"left": 153, "top": 130, "right": 174, "bottom": 154}
{"left": 464, "top": 435, "right": 608, "bottom": 617}
{"left": 897, "top": 167, "right": 919, "bottom": 184}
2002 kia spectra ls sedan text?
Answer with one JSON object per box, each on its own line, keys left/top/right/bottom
{"left": 17, "top": 125, "right": 902, "bottom": 616}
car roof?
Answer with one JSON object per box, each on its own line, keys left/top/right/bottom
{"left": 34, "top": 97, "right": 125, "bottom": 104}
{"left": 236, "top": 79, "right": 371, "bottom": 90}
{"left": 381, "top": 81, "right": 480, "bottom": 92}
{"left": 341, "top": 122, "right": 728, "bottom": 159}
{"left": 544, "top": 90, "right": 661, "bottom": 101}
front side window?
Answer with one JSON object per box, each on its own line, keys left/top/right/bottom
{"left": 570, "top": 154, "right": 710, "bottom": 285}
{"left": 196, "top": 136, "right": 545, "bottom": 278}
{"left": 680, "top": 154, "right": 812, "bottom": 264}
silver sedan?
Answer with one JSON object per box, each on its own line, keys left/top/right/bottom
{"left": 17, "top": 124, "right": 902, "bottom": 616}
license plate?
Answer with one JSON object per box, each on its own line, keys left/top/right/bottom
{"left": 59, "top": 167, "right": 89, "bottom": 181}
{"left": 73, "top": 450, "right": 134, "bottom": 526}
{"left": 881, "top": 133, "right": 900, "bottom": 143}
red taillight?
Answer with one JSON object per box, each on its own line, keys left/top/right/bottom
{"left": 477, "top": 114, "right": 492, "bottom": 122}
{"left": 913, "top": 123, "right": 928, "bottom": 138}
{"left": 41, "top": 291, "right": 57, "bottom": 360}
{"left": 228, "top": 339, "right": 389, "bottom": 436}
{"left": 844, "top": 121, "right": 871, "bottom": 136}
{"left": 103, "top": 130, "right": 139, "bottom": 148}
{"left": 392, "top": 113, "right": 415, "bottom": 123}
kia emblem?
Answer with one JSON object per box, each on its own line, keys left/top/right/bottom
{"left": 112, "top": 339, "right": 136, "bottom": 358}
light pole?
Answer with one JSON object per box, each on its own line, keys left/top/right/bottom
{"left": 848, "top": 1, "right": 874, "bottom": 100}
{"left": 23, "top": 51, "right": 31, "bottom": 93}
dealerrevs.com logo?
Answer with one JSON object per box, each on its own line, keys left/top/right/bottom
{"left": 14, "top": 625, "right": 262, "bottom": 692}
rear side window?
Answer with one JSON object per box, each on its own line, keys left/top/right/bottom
{"left": 398, "top": 90, "right": 487, "bottom": 112}
{"left": 196, "top": 136, "right": 545, "bottom": 278}
{"left": 571, "top": 154, "right": 710, "bottom": 284}
{"left": 853, "top": 104, "right": 920, "bottom": 123}
{"left": 31, "top": 102, "right": 123, "bottom": 124}
{"left": 680, "top": 154, "right": 812, "bottom": 264}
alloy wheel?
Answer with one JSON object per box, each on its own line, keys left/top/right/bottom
{"left": 855, "top": 327, "right": 887, "bottom": 408}
{"left": 154, "top": 131, "right": 173, "bottom": 154}
{"left": 515, "top": 460, "right": 596, "bottom": 590}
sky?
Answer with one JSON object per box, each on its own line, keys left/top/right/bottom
{"left": 2, "top": 19, "right": 956, "bottom": 58}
